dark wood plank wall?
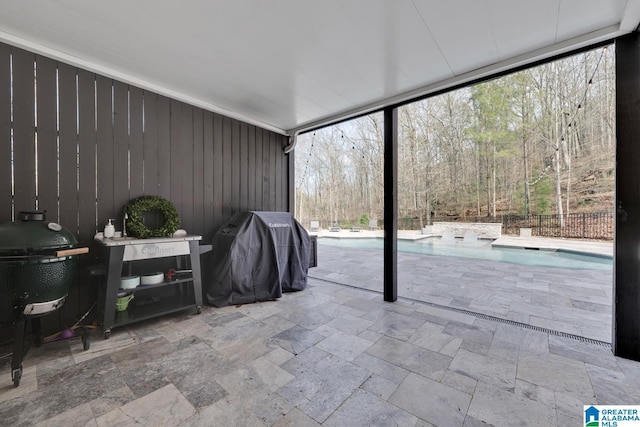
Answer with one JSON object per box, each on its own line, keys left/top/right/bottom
{"left": 0, "top": 43, "right": 290, "bottom": 331}
{"left": 0, "top": 45, "right": 10, "bottom": 217}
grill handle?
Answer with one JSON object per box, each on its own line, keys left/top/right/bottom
{"left": 55, "top": 247, "right": 89, "bottom": 257}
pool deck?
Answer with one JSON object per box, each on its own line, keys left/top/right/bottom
{"left": 314, "top": 229, "right": 614, "bottom": 258}
{"left": 312, "top": 230, "right": 613, "bottom": 343}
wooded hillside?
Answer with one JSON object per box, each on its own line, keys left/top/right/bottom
{"left": 295, "top": 45, "right": 615, "bottom": 228}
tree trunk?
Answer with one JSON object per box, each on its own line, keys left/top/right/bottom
{"left": 555, "top": 146, "right": 564, "bottom": 227}
{"left": 565, "top": 130, "right": 572, "bottom": 216}
{"left": 476, "top": 147, "right": 481, "bottom": 215}
{"left": 554, "top": 64, "right": 565, "bottom": 227}
{"left": 492, "top": 142, "right": 497, "bottom": 218}
{"left": 522, "top": 98, "right": 531, "bottom": 216}
{"left": 425, "top": 190, "right": 432, "bottom": 226}
{"left": 486, "top": 155, "right": 491, "bottom": 217}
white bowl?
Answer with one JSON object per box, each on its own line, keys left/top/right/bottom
{"left": 173, "top": 229, "right": 187, "bottom": 237}
{"left": 140, "top": 272, "right": 164, "bottom": 285}
{"left": 120, "top": 275, "right": 140, "bottom": 289}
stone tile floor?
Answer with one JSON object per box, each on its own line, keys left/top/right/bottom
{"left": 0, "top": 279, "right": 637, "bottom": 426}
{"left": 313, "top": 243, "right": 613, "bottom": 343}
{"left": 0, "top": 241, "right": 631, "bottom": 426}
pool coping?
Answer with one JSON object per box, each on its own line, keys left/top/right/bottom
{"left": 491, "top": 235, "right": 613, "bottom": 259}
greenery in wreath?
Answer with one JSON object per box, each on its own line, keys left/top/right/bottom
{"left": 124, "top": 196, "right": 180, "bottom": 238}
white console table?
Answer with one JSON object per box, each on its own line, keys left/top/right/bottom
{"left": 95, "top": 235, "right": 205, "bottom": 339}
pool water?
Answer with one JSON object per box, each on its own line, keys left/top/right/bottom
{"left": 318, "top": 237, "right": 612, "bottom": 270}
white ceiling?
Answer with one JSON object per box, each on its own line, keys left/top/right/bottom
{"left": 0, "top": 0, "right": 638, "bottom": 135}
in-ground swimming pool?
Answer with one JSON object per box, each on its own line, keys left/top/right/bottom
{"left": 318, "top": 237, "right": 612, "bottom": 270}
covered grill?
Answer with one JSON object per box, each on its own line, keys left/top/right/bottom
{"left": 205, "top": 211, "right": 311, "bottom": 307}
{"left": 0, "top": 211, "right": 88, "bottom": 386}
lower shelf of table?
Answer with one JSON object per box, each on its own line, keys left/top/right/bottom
{"left": 104, "top": 292, "right": 201, "bottom": 337}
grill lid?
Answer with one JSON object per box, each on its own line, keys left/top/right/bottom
{"left": 0, "top": 211, "right": 78, "bottom": 255}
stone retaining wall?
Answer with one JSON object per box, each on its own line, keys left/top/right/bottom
{"left": 424, "top": 222, "right": 502, "bottom": 239}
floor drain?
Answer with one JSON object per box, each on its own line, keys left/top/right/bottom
{"left": 309, "top": 275, "right": 612, "bottom": 348}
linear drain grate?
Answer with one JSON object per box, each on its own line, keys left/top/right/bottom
{"left": 309, "top": 275, "right": 611, "bottom": 348}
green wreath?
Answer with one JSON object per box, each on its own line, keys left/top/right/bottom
{"left": 124, "top": 196, "right": 180, "bottom": 238}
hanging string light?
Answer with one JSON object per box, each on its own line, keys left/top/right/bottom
{"left": 527, "top": 164, "right": 551, "bottom": 186}
{"left": 527, "top": 45, "right": 607, "bottom": 187}
{"left": 297, "top": 132, "right": 316, "bottom": 189}
{"left": 334, "top": 126, "right": 385, "bottom": 187}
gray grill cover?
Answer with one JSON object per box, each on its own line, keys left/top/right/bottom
{"left": 205, "top": 211, "right": 311, "bottom": 307}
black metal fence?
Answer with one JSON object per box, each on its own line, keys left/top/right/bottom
{"left": 318, "top": 212, "right": 614, "bottom": 240}
{"left": 500, "top": 212, "right": 613, "bottom": 240}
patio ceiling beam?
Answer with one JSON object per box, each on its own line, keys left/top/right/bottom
{"left": 384, "top": 106, "right": 398, "bottom": 302}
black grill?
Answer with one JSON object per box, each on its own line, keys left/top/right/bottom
{"left": 0, "top": 211, "right": 88, "bottom": 387}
